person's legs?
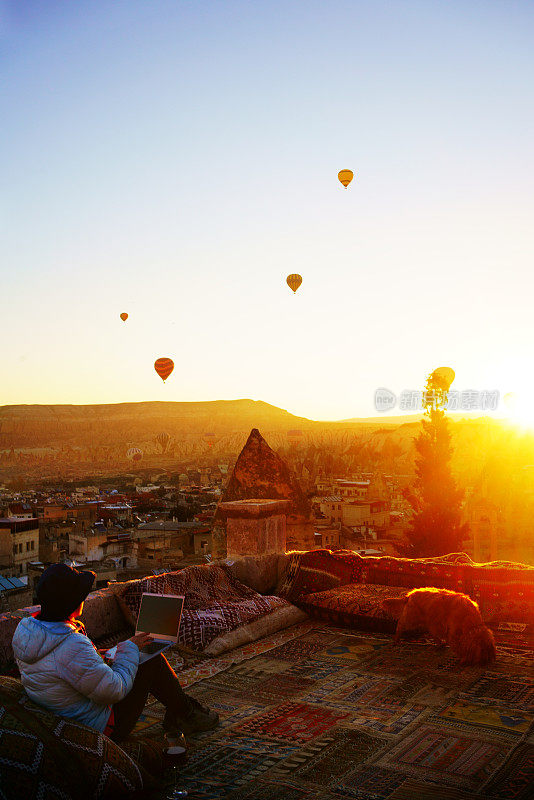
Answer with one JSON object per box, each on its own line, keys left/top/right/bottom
{"left": 110, "top": 653, "right": 191, "bottom": 742}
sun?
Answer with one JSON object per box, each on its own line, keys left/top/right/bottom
{"left": 503, "top": 392, "right": 534, "bottom": 432}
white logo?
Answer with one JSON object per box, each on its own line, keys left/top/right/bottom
{"left": 374, "top": 388, "right": 397, "bottom": 412}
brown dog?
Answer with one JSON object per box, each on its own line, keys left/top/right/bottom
{"left": 382, "top": 587, "right": 496, "bottom": 666}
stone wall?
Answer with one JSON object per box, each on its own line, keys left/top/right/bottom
{"left": 0, "top": 554, "right": 288, "bottom": 672}
{"left": 0, "top": 587, "right": 126, "bottom": 672}
{"left": 0, "top": 587, "right": 33, "bottom": 613}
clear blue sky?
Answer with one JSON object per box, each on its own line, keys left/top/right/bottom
{"left": 2, "top": 1, "right": 533, "bottom": 419}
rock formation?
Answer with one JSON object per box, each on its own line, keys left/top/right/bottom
{"left": 215, "top": 428, "right": 314, "bottom": 551}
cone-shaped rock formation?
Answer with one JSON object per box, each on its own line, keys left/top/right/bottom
{"left": 215, "top": 428, "right": 311, "bottom": 522}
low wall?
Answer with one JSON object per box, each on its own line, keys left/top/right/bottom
{"left": 0, "top": 554, "right": 288, "bottom": 672}
{"left": 5, "top": 550, "right": 529, "bottom": 672}
{"left": 0, "top": 587, "right": 126, "bottom": 672}
{"left": 0, "top": 587, "right": 33, "bottom": 613}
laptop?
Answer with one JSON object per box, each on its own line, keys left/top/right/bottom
{"left": 107, "top": 592, "right": 184, "bottom": 664}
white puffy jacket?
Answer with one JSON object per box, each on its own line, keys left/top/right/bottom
{"left": 12, "top": 616, "right": 139, "bottom": 732}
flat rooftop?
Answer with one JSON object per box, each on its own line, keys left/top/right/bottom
{"left": 127, "top": 622, "right": 534, "bottom": 798}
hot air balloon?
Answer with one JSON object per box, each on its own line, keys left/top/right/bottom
{"left": 155, "top": 431, "right": 171, "bottom": 453}
{"left": 127, "top": 447, "right": 142, "bottom": 462}
{"left": 338, "top": 169, "right": 353, "bottom": 188}
{"left": 154, "top": 358, "right": 174, "bottom": 382}
{"left": 286, "top": 274, "right": 302, "bottom": 293}
{"left": 120, "top": 313, "right": 128, "bottom": 322}
{"left": 431, "top": 366, "right": 455, "bottom": 391}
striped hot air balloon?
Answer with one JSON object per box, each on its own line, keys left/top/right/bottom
{"left": 155, "top": 431, "right": 170, "bottom": 452}
{"left": 127, "top": 447, "right": 142, "bottom": 462}
{"left": 286, "top": 274, "right": 302, "bottom": 293}
{"left": 120, "top": 312, "right": 128, "bottom": 322}
{"left": 154, "top": 358, "right": 174, "bottom": 382}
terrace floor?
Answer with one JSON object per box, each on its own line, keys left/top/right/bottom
{"left": 129, "top": 622, "right": 534, "bottom": 799}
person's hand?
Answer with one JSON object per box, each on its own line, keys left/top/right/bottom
{"left": 128, "top": 632, "right": 153, "bottom": 649}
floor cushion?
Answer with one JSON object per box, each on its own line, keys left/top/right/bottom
{"left": 299, "top": 582, "right": 410, "bottom": 633}
{"left": 179, "top": 595, "right": 291, "bottom": 652}
{"left": 0, "top": 676, "right": 143, "bottom": 800}
{"left": 110, "top": 564, "right": 294, "bottom": 653}
{"left": 203, "top": 603, "right": 308, "bottom": 656}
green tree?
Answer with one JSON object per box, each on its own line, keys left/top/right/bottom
{"left": 400, "top": 372, "right": 469, "bottom": 557}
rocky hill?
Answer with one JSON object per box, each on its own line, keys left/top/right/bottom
{"left": 0, "top": 400, "right": 317, "bottom": 449}
{"left": 0, "top": 401, "right": 521, "bottom": 490}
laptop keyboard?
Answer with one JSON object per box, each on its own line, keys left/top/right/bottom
{"left": 140, "top": 642, "right": 167, "bottom": 654}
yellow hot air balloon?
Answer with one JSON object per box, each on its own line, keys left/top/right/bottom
{"left": 120, "top": 313, "right": 128, "bottom": 322}
{"left": 286, "top": 274, "right": 302, "bottom": 293}
{"left": 338, "top": 169, "right": 354, "bottom": 188}
{"left": 154, "top": 358, "right": 174, "bottom": 382}
{"left": 432, "top": 366, "right": 455, "bottom": 390}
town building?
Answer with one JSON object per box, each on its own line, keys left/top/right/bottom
{"left": 332, "top": 479, "right": 370, "bottom": 499}
{"left": 0, "top": 518, "right": 39, "bottom": 576}
{"left": 0, "top": 574, "right": 32, "bottom": 612}
{"left": 134, "top": 520, "right": 212, "bottom": 569}
{"left": 68, "top": 523, "right": 137, "bottom": 570}
{"left": 314, "top": 525, "right": 341, "bottom": 549}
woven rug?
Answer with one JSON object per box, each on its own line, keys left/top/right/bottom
{"left": 132, "top": 625, "right": 534, "bottom": 799}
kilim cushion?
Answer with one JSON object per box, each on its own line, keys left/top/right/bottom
{"left": 179, "top": 595, "right": 290, "bottom": 652}
{"left": 279, "top": 550, "right": 534, "bottom": 629}
{"left": 469, "top": 561, "right": 534, "bottom": 625}
{"left": 299, "top": 583, "right": 410, "bottom": 633}
{"left": 359, "top": 554, "right": 474, "bottom": 595}
{"left": 112, "top": 564, "right": 292, "bottom": 652}
{"left": 278, "top": 549, "right": 365, "bottom": 601}
{"left": 0, "top": 676, "right": 144, "bottom": 800}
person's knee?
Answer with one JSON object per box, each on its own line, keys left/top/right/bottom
{"left": 150, "top": 652, "right": 171, "bottom": 673}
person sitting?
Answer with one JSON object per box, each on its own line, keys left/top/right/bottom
{"left": 12, "top": 563, "right": 219, "bottom": 742}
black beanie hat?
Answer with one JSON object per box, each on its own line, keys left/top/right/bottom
{"left": 37, "top": 563, "right": 96, "bottom": 622}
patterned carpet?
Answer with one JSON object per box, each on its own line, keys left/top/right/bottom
{"left": 131, "top": 624, "right": 534, "bottom": 799}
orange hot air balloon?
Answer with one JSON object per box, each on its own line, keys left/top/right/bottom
{"left": 154, "top": 358, "right": 174, "bottom": 382}
{"left": 286, "top": 274, "right": 302, "bottom": 293}
{"left": 120, "top": 313, "right": 128, "bottom": 322}
{"left": 338, "top": 169, "right": 354, "bottom": 188}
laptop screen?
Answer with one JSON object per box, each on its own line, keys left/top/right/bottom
{"left": 136, "top": 593, "right": 184, "bottom": 640}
